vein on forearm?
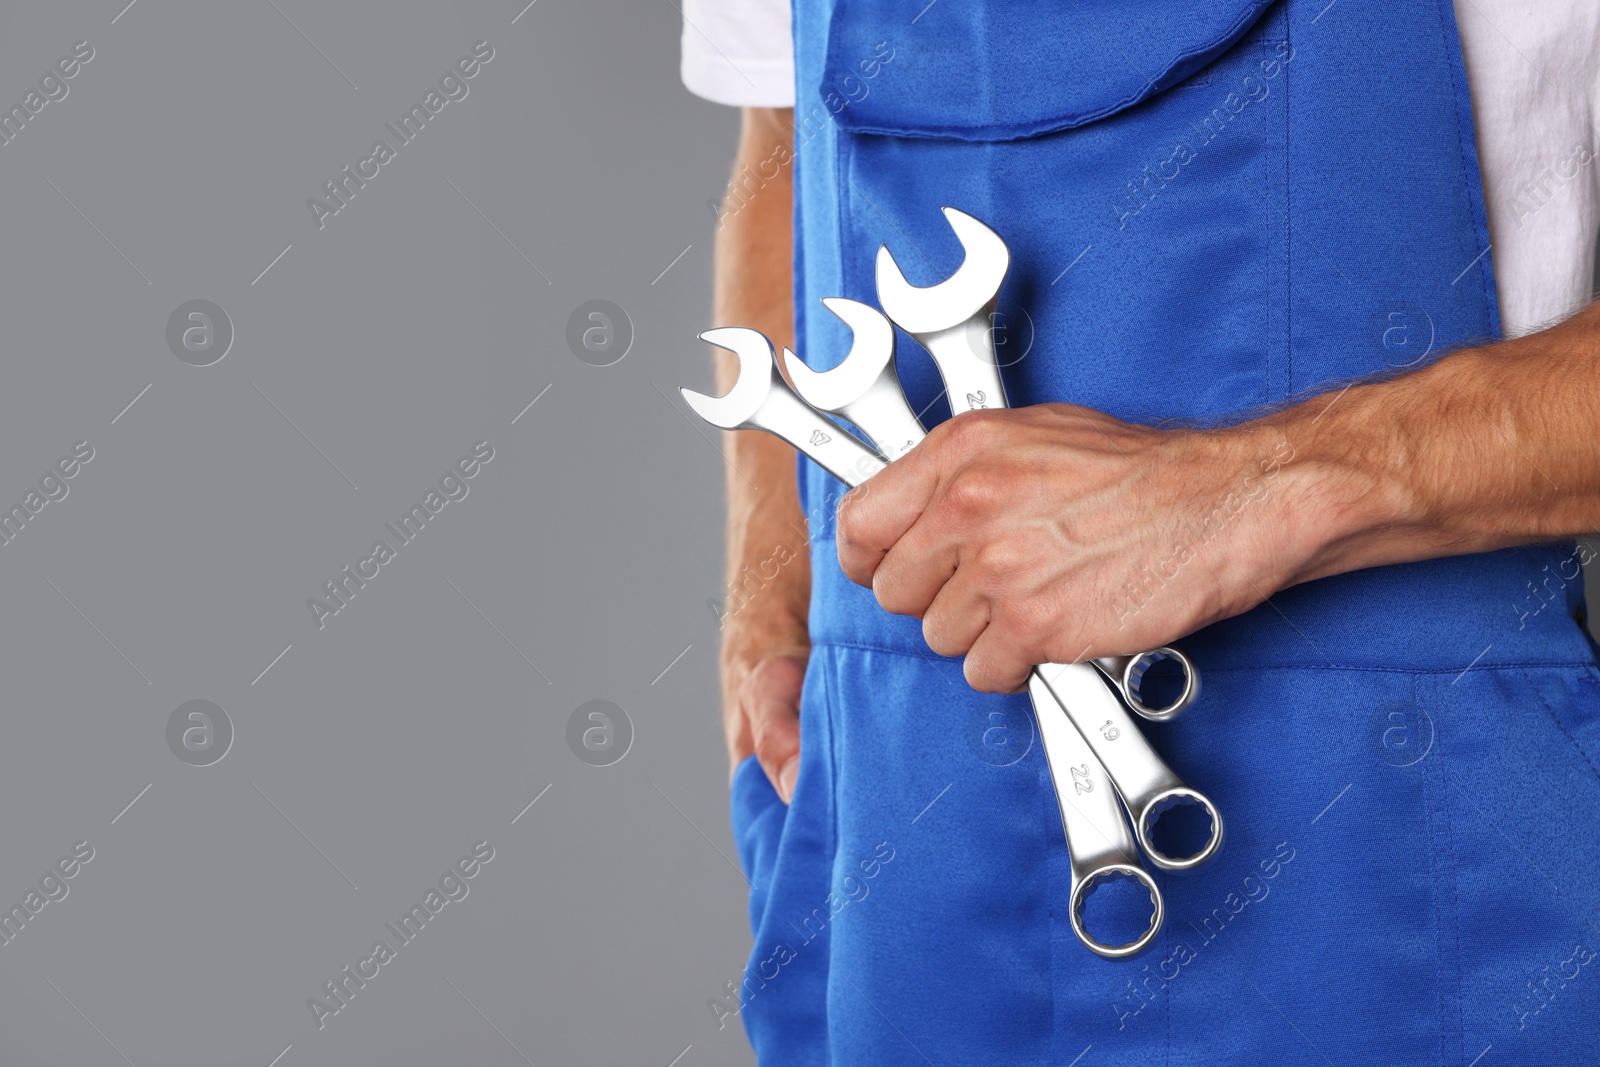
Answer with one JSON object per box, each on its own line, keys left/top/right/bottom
{"left": 1269, "top": 301, "right": 1600, "bottom": 579}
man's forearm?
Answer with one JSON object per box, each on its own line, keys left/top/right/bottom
{"left": 1267, "top": 300, "right": 1600, "bottom": 588}
{"left": 712, "top": 107, "right": 810, "bottom": 761}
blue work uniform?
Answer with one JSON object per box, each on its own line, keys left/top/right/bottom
{"left": 728, "top": 1, "right": 1600, "bottom": 1062}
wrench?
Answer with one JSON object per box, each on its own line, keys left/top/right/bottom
{"left": 687, "top": 322, "right": 1162, "bottom": 955}
{"left": 876, "top": 208, "right": 1221, "bottom": 871}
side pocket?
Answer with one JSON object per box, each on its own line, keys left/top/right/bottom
{"left": 1430, "top": 665, "right": 1600, "bottom": 1060}
{"left": 730, "top": 650, "right": 839, "bottom": 1063}
{"left": 729, "top": 753, "right": 784, "bottom": 891}
{"left": 1528, "top": 666, "right": 1600, "bottom": 785}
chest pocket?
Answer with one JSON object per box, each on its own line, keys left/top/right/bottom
{"left": 813, "top": 0, "right": 1294, "bottom": 428}
{"left": 826, "top": 0, "right": 1281, "bottom": 141}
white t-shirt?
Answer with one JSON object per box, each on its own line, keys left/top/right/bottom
{"left": 681, "top": 0, "right": 1600, "bottom": 340}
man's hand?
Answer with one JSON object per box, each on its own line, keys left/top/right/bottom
{"left": 723, "top": 650, "right": 807, "bottom": 801}
{"left": 837, "top": 301, "right": 1600, "bottom": 693}
{"left": 836, "top": 405, "right": 1303, "bottom": 691}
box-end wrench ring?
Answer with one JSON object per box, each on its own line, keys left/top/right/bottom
{"left": 1035, "top": 661, "right": 1222, "bottom": 871}
{"left": 1094, "top": 650, "right": 1200, "bottom": 724}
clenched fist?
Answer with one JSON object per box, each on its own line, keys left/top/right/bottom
{"left": 835, "top": 404, "right": 1307, "bottom": 692}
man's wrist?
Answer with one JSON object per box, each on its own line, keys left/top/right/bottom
{"left": 722, "top": 613, "right": 810, "bottom": 683}
{"left": 1245, "top": 376, "right": 1438, "bottom": 587}
{"left": 722, "top": 612, "right": 809, "bottom": 658}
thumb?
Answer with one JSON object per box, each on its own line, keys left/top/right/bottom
{"left": 742, "top": 654, "right": 806, "bottom": 805}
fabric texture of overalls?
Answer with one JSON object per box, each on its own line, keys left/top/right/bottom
{"left": 727, "top": 1, "right": 1600, "bottom": 1062}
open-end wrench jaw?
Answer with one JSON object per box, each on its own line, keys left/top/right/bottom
{"left": 780, "top": 299, "right": 928, "bottom": 460}
{"left": 875, "top": 207, "right": 1012, "bottom": 410}
{"left": 680, "top": 327, "right": 781, "bottom": 429}
{"left": 874, "top": 207, "right": 1011, "bottom": 335}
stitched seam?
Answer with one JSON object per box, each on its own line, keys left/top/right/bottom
{"left": 804, "top": 639, "right": 1599, "bottom": 677}
{"left": 1431, "top": 672, "right": 1467, "bottom": 1067}
{"left": 1420, "top": 725, "right": 1448, "bottom": 1067}
{"left": 816, "top": 648, "right": 840, "bottom": 1067}
{"left": 1435, "top": 0, "right": 1501, "bottom": 336}
{"left": 828, "top": 3, "right": 1281, "bottom": 140}
{"left": 1527, "top": 667, "right": 1600, "bottom": 783}
{"left": 1281, "top": 14, "right": 1292, "bottom": 401}
{"left": 821, "top": 648, "right": 842, "bottom": 887}
{"left": 1195, "top": 660, "right": 1599, "bottom": 675}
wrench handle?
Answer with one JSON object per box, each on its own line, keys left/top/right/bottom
{"left": 919, "top": 309, "right": 1009, "bottom": 413}
{"left": 1027, "top": 674, "right": 1163, "bottom": 958}
{"left": 1034, "top": 661, "right": 1222, "bottom": 871}
{"left": 750, "top": 385, "right": 888, "bottom": 489}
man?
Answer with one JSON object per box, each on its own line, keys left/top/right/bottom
{"left": 686, "top": 1, "right": 1600, "bottom": 1063}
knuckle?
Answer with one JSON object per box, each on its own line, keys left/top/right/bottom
{"left": 835, "top": 540, "right": 873, "bottom": 584}
{"left": 835, "top": 487, "right": 870, "bottom": 536}
{"left": 945, "top": 408, "right": 1002, "bottom": 453}
{"left": 746, "top": 654, "right": 802, "bottom": 694}
{"left": 941, "top": 470, "right": 1001, "bottom": 523}
{"left": 972, "top": 539, "right": 1028, "bottom": 583}
{"left": 834, "top": 503, "right": 860, "bottom": 547}
{"left": 748, "top": 701, "right": 800, "bottom": 758}
{"left": 752, "top": 727, "right": 793, "bottom": 765}
{"left": 997, "top": 593, "right": 1056, "bottom": 644}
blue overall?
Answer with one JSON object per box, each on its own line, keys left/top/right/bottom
{"left": 727, "top": 1, "right": 1600, "bottom": 1063}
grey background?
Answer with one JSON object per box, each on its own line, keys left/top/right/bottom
{"left": 0, "top": 2, "right": 749, "bottom": 1065}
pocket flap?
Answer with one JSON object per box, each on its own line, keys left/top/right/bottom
{"left": 825, "top": 0, "right": 1279, "bottom": 141}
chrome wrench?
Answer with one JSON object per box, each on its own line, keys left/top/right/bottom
{"left": 782, "top": 299, "right": 1163, "bottom": 955}
{"left": 876, "top": 208, "right": 1221, "bottom": 870}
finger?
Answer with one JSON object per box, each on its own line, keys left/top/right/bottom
{"left": 835, "top": 439, "right": 945, "bottom": 586}
{"left": 871, "top": 515, "right": 959, "bottom": 617}
{"left": 918, "top": 565, "right": 989, "bottom": 658}
{"left": 963, "top": 625, "right": 1033, "bottom": 695}
{"left": 742, "top": 655, "right": 806, "bottom": 804}
{"left": 724, "top": 702, "right": 754, "bottom": 783}
{"left": 874, "top": 460, "right": 1026, "bottom": 625}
